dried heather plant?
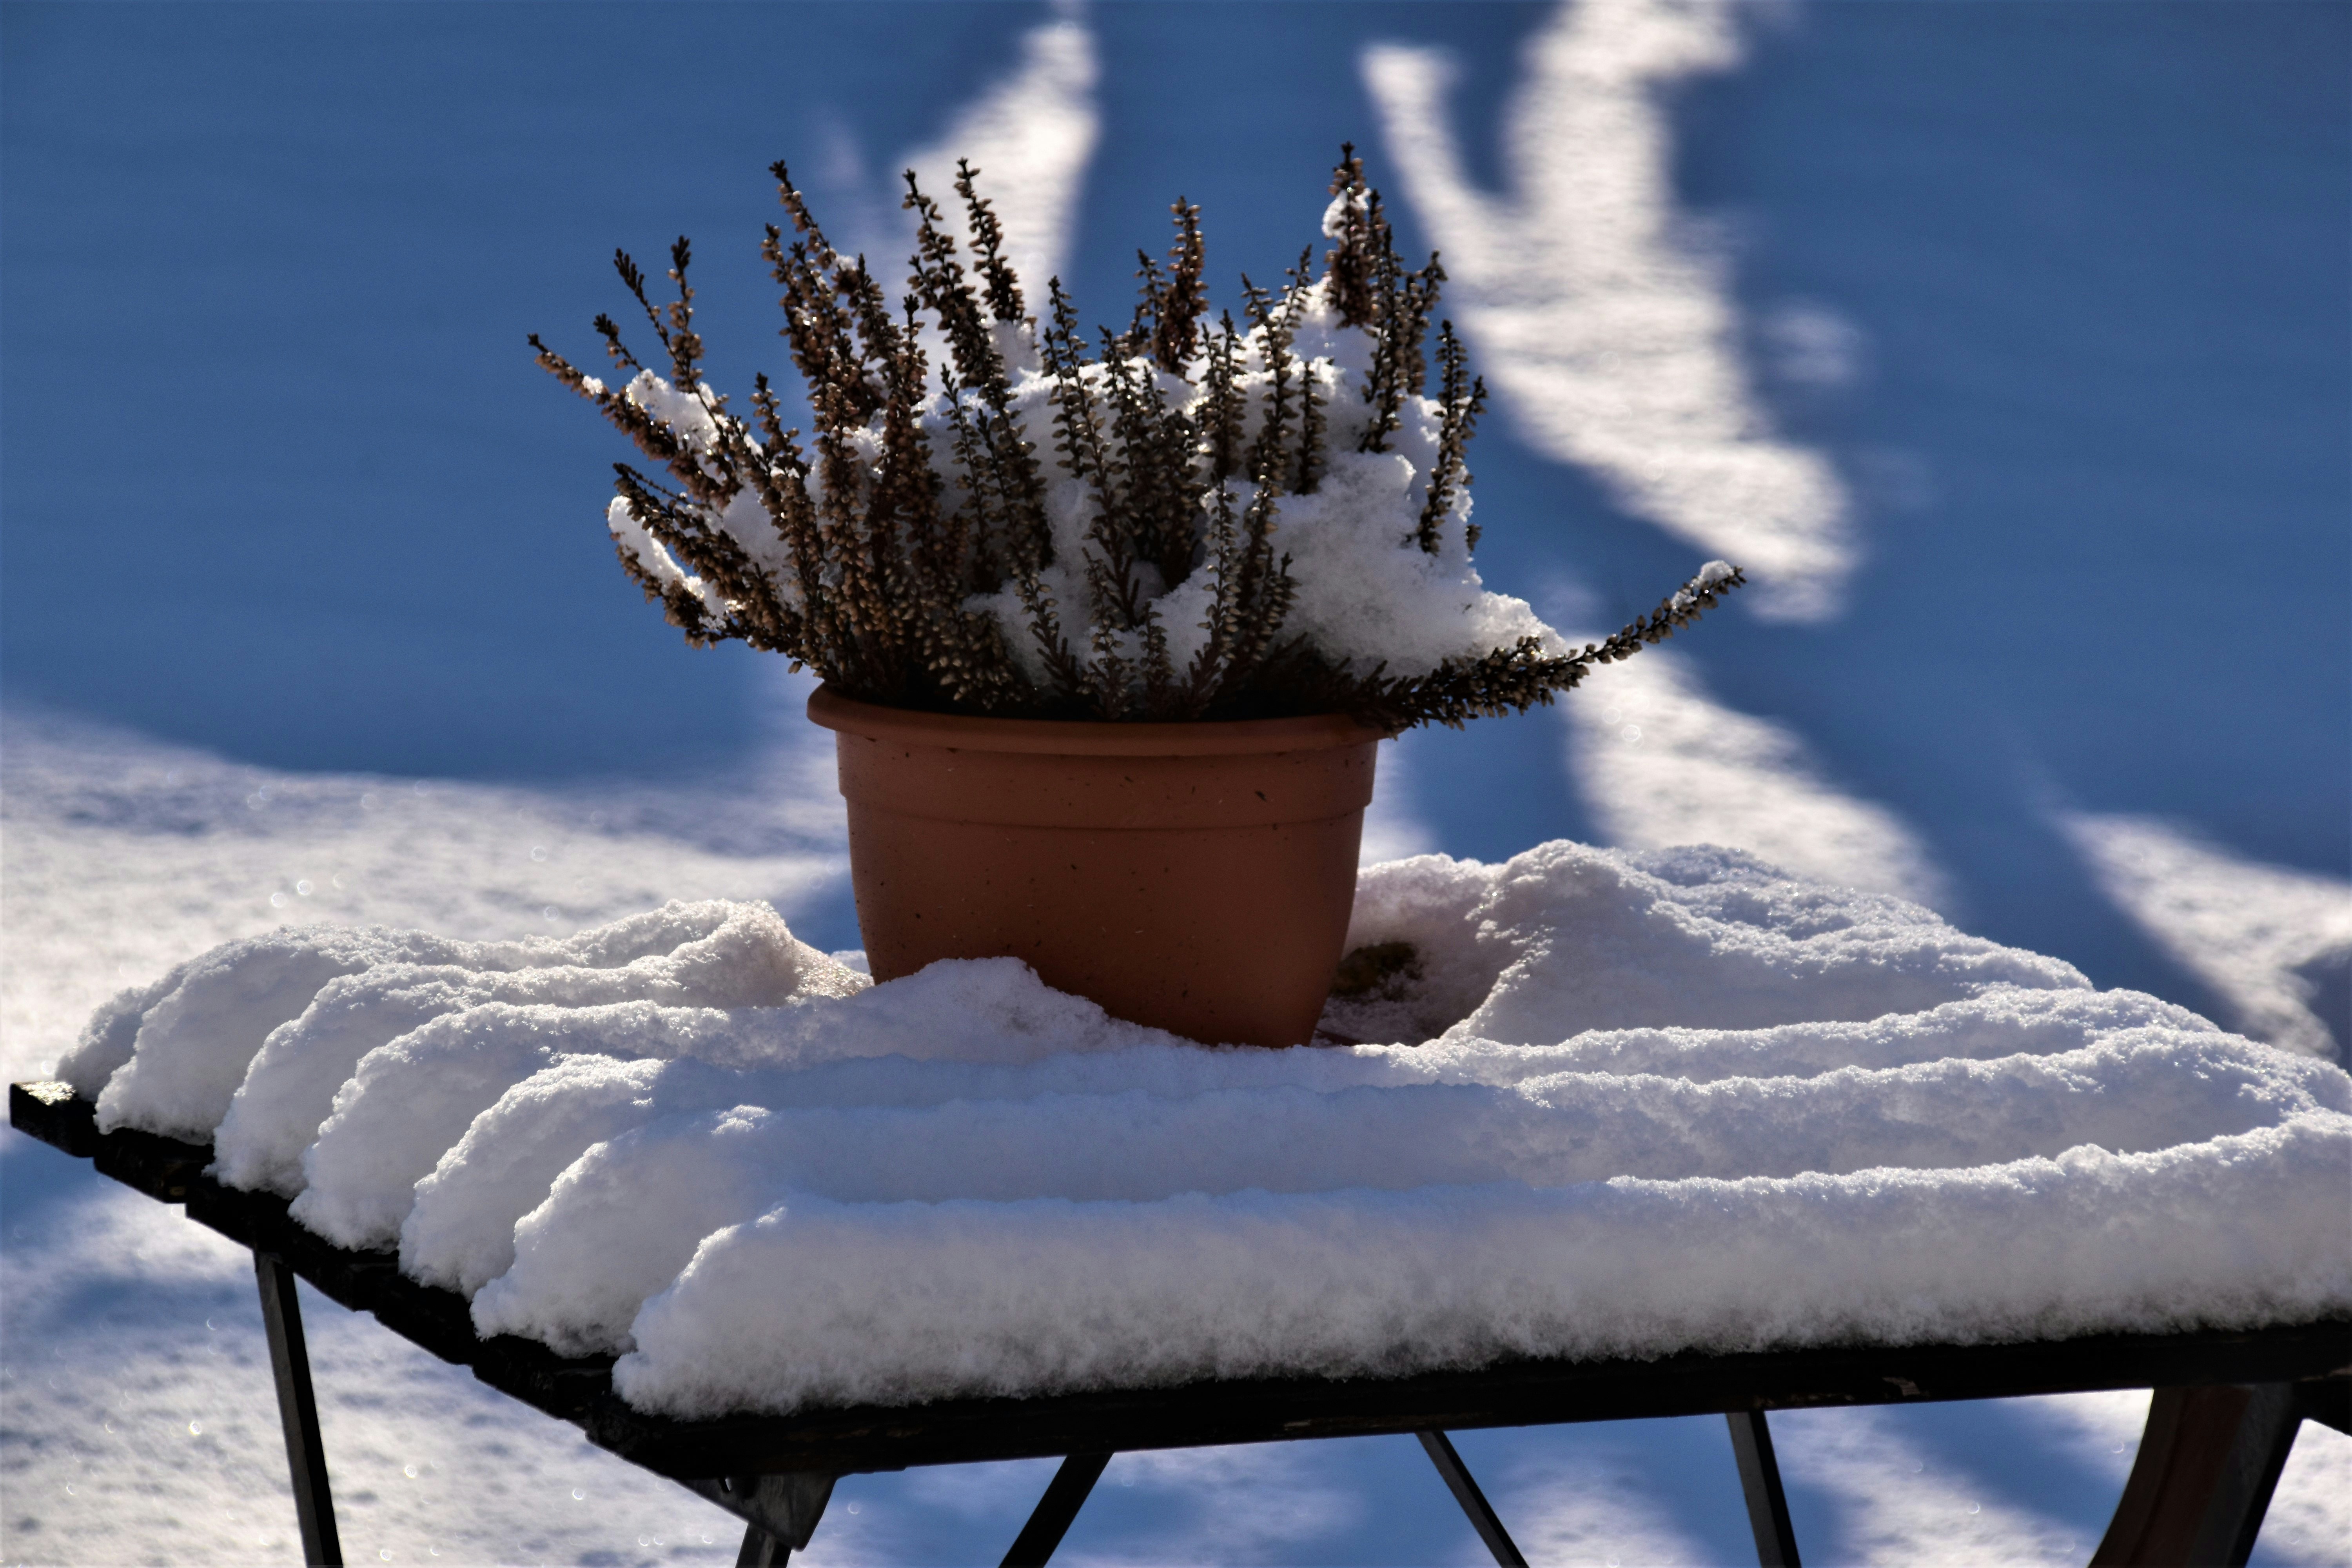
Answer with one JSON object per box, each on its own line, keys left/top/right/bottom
{"left": 533, "top": 148, "right": 1745, "bottom": 728}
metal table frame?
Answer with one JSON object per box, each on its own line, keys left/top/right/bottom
{"left": 13, "top": 1080, "right": 2347, "bottom": 1567}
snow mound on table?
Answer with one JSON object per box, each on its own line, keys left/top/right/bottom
{"left": 213, "top": 901, "right": 852, "bottom": 1196}
{"left": 401, "top": 971, "right": 1186, "bottom": 1295}
{"left": 62, "top": 839, "right": 2351, "bottom": 1419}
{"left": 407, "top": 983, "right": 2186, "bottom": 1302}
{"left": 79, "top": 927, "right": 561, "bottom": 1142}
{"left": 617, "top": 1115, "right": 2349, "bottom": 1415}
{"left": 71, "top": 900, "right": 854, "bottom": 1144}
{"left": 1325, "top": 843, "right": 2089, "bottom": 1045}
{"left": 298, "top": 958, "right": 1152, "bottom": 1251}
{"left": 481, "top": 1020, "right": 2345, "bottom": 1358}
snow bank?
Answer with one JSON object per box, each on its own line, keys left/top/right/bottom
{"left": 62, "top": 841, "right": 2352, "bottom": 1420}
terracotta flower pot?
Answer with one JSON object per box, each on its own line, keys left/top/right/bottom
{"left": 808, "top": 686, "right": 1386, "bottom": 1048}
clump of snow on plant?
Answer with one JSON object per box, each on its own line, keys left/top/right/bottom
{"left": 607, "top": 288, "right": 1599, "bottom": 688}
{"left": 60, "top": 844, "right": 2352, "bottom": 1418}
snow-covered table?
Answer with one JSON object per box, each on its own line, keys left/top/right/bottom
{"left": 9, "top": 1081, "right": 2345, "bottom": 1566}
{"left": 24, "top": 843, "right": 2352, "bottom": 1564}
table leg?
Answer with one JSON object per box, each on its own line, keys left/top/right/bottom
{"left": 1000, "top": 1451, "right": 1113, "bottom": 1568}
{"left": 1726, "top": 1409, "right": 1801, "bottom": 1567}
{"left": 255, "top": 1250, "right": 342, "bottom": 1566}
{"left": 735, "top": 1520, "right": 787, "bottom": 1567}
{"left": 2091, "top": 1384, "right": 2304, "bottom": 1566}
{"left": 1418, "top": 1429, "right": 1529, "bottom": 1568}
{"left": 684, "top": 1474, "right": 836, "bottom": 1564}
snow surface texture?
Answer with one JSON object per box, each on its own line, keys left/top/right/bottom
{"left": 2064, "top": 812, "right": 2352, "bottom": 1066}
{"left": 214, "top": 901, "right": 860, "bottom": 1201}
{"left": 1365, "top": 0, "right": 1855, "bottom": 622}
{"left": 1560, "top": 641, "right": 1951, "bottom": 907}
{"left": 57, "top": 837, "right": 2351, "bottom": 1424}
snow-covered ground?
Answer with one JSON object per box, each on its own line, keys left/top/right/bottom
{"left": 5, "top": 0, "right": 2345, "bottom": 1562}
{"left": 6, "top": 711, "right": 2348, "bottom": 1566}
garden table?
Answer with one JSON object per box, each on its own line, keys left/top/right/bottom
{"left": 13, "top": 1079, "right": 2346, "bottom": 1568}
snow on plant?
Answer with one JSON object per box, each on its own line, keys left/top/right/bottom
{"left": 532, "top": 147, "right": 1745, "bottom": 725}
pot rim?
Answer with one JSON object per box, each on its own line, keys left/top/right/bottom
{"left": 808, "top": 684, "right": 1393, "bottom": 757}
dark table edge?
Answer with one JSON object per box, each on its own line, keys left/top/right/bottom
{"left": 16, "top": 1078, "right": 2349, "bottom": 1480}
